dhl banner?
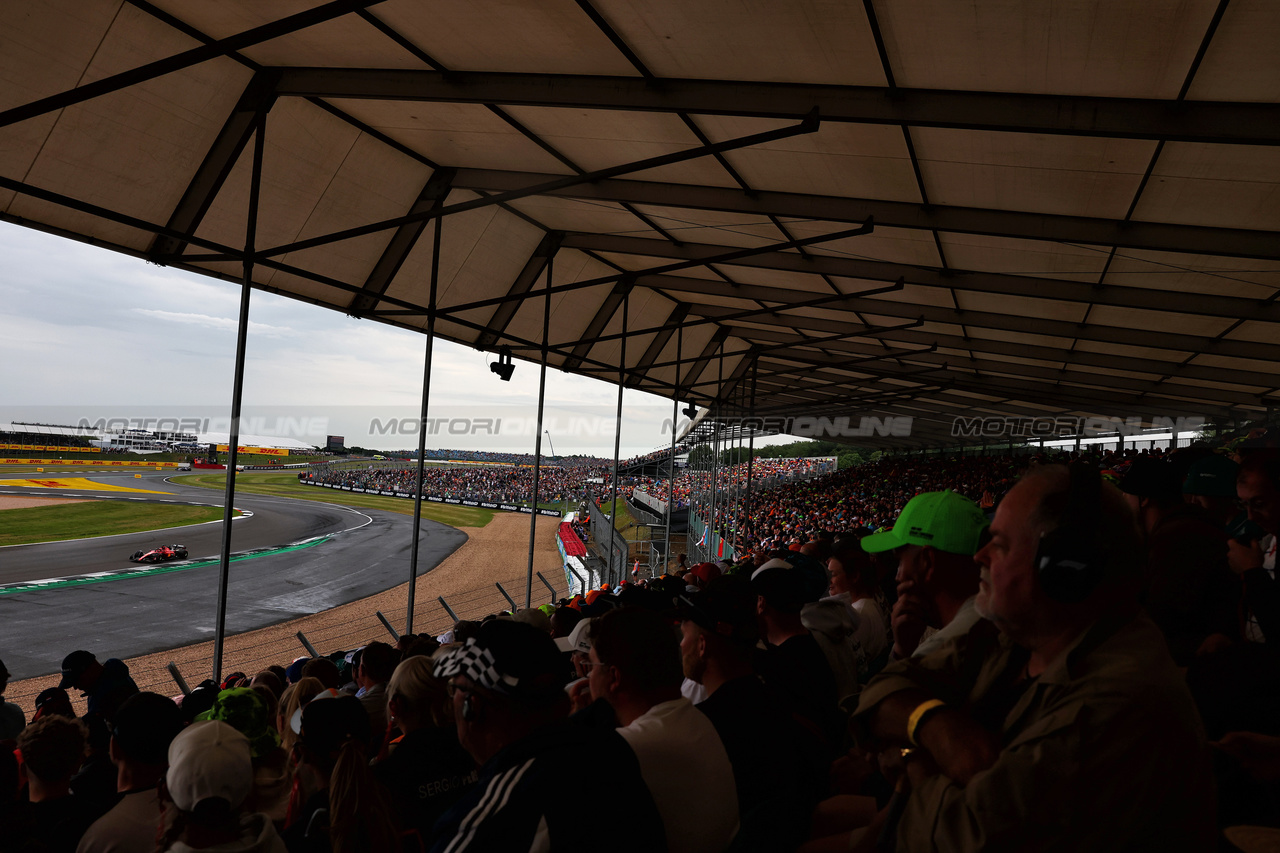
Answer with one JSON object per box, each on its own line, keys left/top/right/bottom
{"left": 215, "top": 445, "right": 290, "bottom": 456}
{"left": 0, "top": 459, "right": 180, "bottom": 467}
{"left": 0, "top": 444, "right": 101, "bottom": 452}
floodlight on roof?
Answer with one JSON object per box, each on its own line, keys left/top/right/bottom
{"left": 490, "top": 347, "right": 515, "bottom": 382}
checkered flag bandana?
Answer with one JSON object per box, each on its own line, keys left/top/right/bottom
{"left": 433, "top": 637, "right": 522, "bottom": 694}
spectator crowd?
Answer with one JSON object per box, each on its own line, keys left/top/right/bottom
{"left": 308, "top": 462, "right": 611, "bottom": 506}
{"left": 4, "top": 434, "right": 1280, "bottom": 851}
{"left": 631, "top": 456, "right": 836, "bottom": 510}
{"left": 409, "top": 448, "right": 615, "bottom": 466}
{"left": 307, "top": 454, "right": 834, "bottom": 512}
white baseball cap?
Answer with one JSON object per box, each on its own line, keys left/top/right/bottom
{"left": 554, "top": 617, "right": 594, "bottom": 654}
{"left": 166, "top": 721, "right": 253, "bottom": 812}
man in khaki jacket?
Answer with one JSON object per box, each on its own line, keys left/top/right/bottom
{"left": 853, "top": 463, "right": 1216, "bottom": 852}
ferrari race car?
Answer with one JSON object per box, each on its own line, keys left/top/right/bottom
{"left": 129, "top": 544, "right": 188, "bottom": 563}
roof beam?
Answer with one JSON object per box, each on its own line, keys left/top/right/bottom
{"left": 454, "top": 170, "right": 1280, "bottom": 260}
{"left": 273, "top": 69, "right": 1280, "bottom": 145}
{"left": 683, "top": 289, "right": 1280, "bottom": 363}
{"left": 750, "top": 364, "right": 952, "bottom": 403}
{"left": 0, "top": 1, "right": 387, "bottom": 130}
{"left": 731, "top": 324, "right": 1280, "bottom": 388}
{"left": 748, "top": 366, "right": 1232, "bottom": 420}
{"left": 750, "top": 346, "right": 1272, "bottom": 408}
{"left": 564, "top": 233, "right": 1280, "bottom": 323}
{"left": 716, "top": 353, "right": 756, "bottom": 405}
{"left": 348, "top": 167, "right": 456, "bottom": 315}
{"left": 684, "top": 344, "right": 938, "bottom": 388}
{"left": 256, "top": 112, "right": 819, "bottom": 259}
{"left": 588, "top": 319, "right": 922, "bottom": 374}
{"left": 753, "top": 390, "right": 1050, "bottom": 424}
{"left": 681, "top": 328, "right": 732, "bottom": 399}
{"left": 149, "top": 71, "right": 278, "bottom": 259}
{"left": 546, "top": 277, "right": 903, "bottom": 349}
{"left": 562, "top": 279, "right": 633, "bottom": 371}
{"left": 433, "top": 221, "right": 873, "bottom": 317}
{"left": 476, "top": 232, "right": 562, "bottom": 350}
{"left": 628, "top": 303, "right": 688, "bottom": 386}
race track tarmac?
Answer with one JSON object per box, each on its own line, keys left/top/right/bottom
{"left": 0, "top": 472, "right": 467, "bottom": 677}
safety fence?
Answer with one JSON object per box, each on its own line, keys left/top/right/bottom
{"left": 587, "top": 489, "right": 630, "bottom": 584}
{"left": 6, "top": 569, "right": 572, "bottom": 712}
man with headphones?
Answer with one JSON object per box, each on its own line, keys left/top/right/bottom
{"left": 846, "top": 462, "right": 1215, "bottom": 852}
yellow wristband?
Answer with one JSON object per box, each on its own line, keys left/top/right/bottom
{"left": 906, "top": 699, "right": 946, "bottom": 746}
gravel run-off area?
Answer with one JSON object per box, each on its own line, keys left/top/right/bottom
{"left": 6, "top": 512, "right": 571, "bottom": 710}
{"left": 0, "top": 495, "right": 94, "bottom": 510}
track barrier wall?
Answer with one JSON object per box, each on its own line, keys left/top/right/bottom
{"left": 301, "top": 479, "right": 561, "bottom": 515}
{"left": 1, "top": 458, "right": 181, "bottom": 466}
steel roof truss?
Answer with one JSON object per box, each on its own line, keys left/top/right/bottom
{"left": 270, "top": 68, "right": 1280, "bottom": 146}
{"left": 454, "top": 170, "right": 1280, "bottom": 261}
{"left": 566, "top": 233, "right": 1280, "bottom": 323}
{"left": 255, "top": 112, "right": 821, "bottom": 261}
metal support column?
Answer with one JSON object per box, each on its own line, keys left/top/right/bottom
{"left": 212, "top": 110, "right": 266, "bottom": 684}
{"left": 526, "top": 256, "right": 552, "bottom": 608}
{"left": 664, "top": 325, "right": 682, "bottom": 573}
{"left": 607, "top": 291, "right": 629, "bottom": 585}
{"left": 744, "top": 359, "right": 756, "bottom": 538}
{"left": 708, "top": 343, "right": 725, "bottom": 560}
{"left": 405, "top": 214, "right": 441, "bottom": 635}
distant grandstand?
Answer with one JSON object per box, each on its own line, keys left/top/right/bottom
{"left": 0, "top": 421, "right": 316, "bottom": 456}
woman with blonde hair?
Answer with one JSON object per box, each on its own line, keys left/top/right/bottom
{"left": 277, "top": 677, "right": 324, "bottom": 754}
{"left": 374, "top": 655, "right": 477, "bottom": 843}
{"left": 284, "top": 694, "right": 397, "bottom": 853}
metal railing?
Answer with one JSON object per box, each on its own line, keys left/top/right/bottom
{"left": 5, "top": 570, "right": 572, "bottom": 712}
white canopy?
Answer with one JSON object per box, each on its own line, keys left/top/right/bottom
{"left": 3, "top": 0, "right": 1278, "bottom": 447}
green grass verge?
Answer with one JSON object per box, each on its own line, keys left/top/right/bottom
{"left": 177, "top": 471, "right": 497, "bottom": 528}
{"left": 0, "top": 501, "right": 230, "bottom": 547}
{"left": 600, "top": 497, "right": 647, "bottom": 543}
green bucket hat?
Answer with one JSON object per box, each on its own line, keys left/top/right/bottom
{"left": 860, "top": 491, "right": 989, "bottom": 556}
{"left": 195, "top": 687, "right": 280, "bottom": 759}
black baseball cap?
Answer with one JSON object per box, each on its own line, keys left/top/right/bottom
{"left": 673, "top": 576, "right": 758, "bottom": 646}
{"left": 1119, "top": 458, "right": 1180, "bottom": 501}
{"left": 58, "top": 650, "right": 96, "bottom": 689}
{"left": 113, "top": 692, "right": 185, "bottom": 765}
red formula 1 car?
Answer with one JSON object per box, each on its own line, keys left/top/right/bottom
{"left": 129, "top": 544, "right": 189, "bottom": 563}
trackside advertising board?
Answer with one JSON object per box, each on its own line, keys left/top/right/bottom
{"left": 0, "top": 459, "right": 180, "bottom": 466}
{"left": 303, "top": 480, "right": 560, "bottom": 515}
{"left": 216, "top": 445, "right": 290, "bottom": 455}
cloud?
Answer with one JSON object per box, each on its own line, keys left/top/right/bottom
{"left": 132, "top": 309, "right": 296, "bottom": 337}
{"left": 1, "top": 220, "right": 801, "bottom": 455}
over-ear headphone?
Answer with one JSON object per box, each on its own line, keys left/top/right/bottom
{"left": 1035, "top": 462, "right": 1106, "bottom": 604}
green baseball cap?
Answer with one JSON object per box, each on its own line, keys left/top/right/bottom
{"left": 860, "top": 491, "right": 989, "bottom": 556}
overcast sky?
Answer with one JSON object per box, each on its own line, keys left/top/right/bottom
{"left": 0, "top": 221, "right": 794, "bottom": 458}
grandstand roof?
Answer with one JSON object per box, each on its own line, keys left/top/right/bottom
{"left": 0, "top": 422, "right": 98, "bottom": 438}
{"left": 3, "top": 1, "right": 1279, "bottom": 448}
